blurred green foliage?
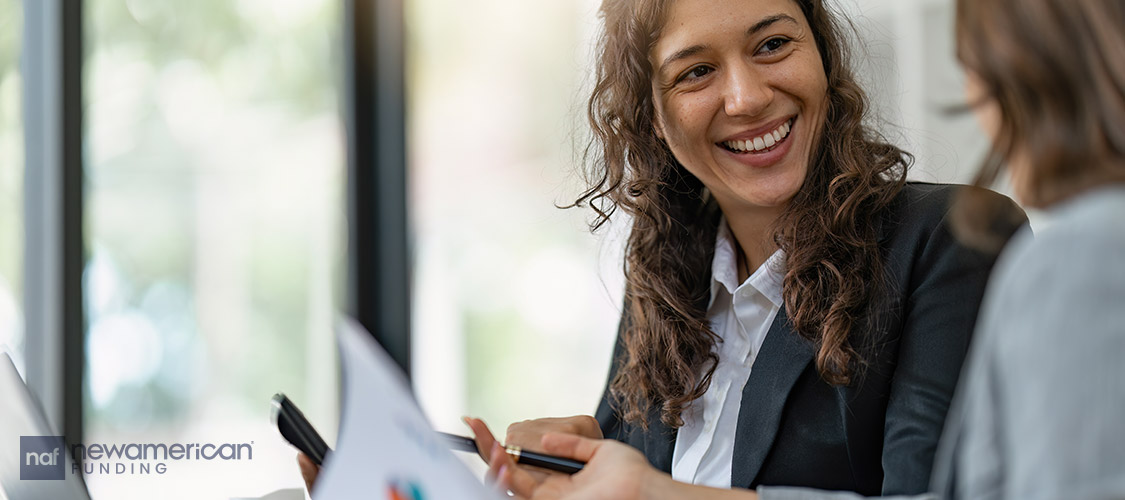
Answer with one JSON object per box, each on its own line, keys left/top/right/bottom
{"left": 0, "top": 0, "right": 25, "bottom": 358}
{"left": 84, "top": 0, "right": 343, "bottom": 432}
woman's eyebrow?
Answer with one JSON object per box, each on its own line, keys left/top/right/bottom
{"left": 660, "top": 45, "right": 708, "bottom": 74}
{"left": 747, "top": 14, "right": 799, "bottom": 38}
{"left": 657, "top": 14, "right": 800, "bottom": 74}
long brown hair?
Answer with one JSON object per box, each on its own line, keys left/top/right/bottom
{"left": 574, "top": 0, "right": 910, "bottom": 428}
{"left": 955, "top": 0, "right": 1125, "bottom": 213}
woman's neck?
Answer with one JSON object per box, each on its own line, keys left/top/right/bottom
{"left": 725, "top": 208, "right": 782, "bottom": 283}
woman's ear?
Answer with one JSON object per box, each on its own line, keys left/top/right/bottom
{"left": 653, "top": 113, "right": 666, "bottom": 140}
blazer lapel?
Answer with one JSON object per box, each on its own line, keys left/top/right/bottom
{"left": 729, "top": 308, "right": 815, "bottom": 488}
{"left": 643, "top": 413, "right": 678, "bottom": 473}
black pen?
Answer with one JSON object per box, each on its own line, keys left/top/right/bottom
{"left": 438, "top": 432, "right": 585, "bottom": 474}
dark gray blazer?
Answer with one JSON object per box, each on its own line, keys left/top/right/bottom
{"left": 596, "top": 183, "right": 1026, "bottom": 496}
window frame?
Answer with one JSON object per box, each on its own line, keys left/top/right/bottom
{"left": 17, "top": 0, "right": 412, "bottom": 480}
{"left": 21, "top": 0, "right": 86, "bottom": 453}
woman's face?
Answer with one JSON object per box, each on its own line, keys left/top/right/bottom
{"left": 964, "top": 69, "right": 1032, "bottom": 202}
{"left": 649, "top": 0, "right": 829, "bottom": 214}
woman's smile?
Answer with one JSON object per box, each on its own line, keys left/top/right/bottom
{"left": 717, "top": 116, "right": 797, "bottom": 169}
{"left": 649, "top": 0, "right": 829, "bottom": 211}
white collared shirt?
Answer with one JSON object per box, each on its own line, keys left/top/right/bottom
{"left": 670, "top": 219, "right": 785, "bottom": 488}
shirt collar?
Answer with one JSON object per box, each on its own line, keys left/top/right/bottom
{"left": 709, "top": 217, "right": 786, "bottom": 309}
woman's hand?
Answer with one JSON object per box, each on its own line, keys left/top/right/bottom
{"left": 492, "top": 433, "right": 659, "bottom": 500}
{"left": 463, "top": 416, "right": 545, "bottom": 498}
{"left": 492, "top": 434, "right": 760, "bottom": 500}
{"left": 464, "top": 415, "right": 601, "bottom": 485}
{"left": 462, "top": 417, "right": 508, "bottom": 465}
{"left": 297, "top": 452, "right": 319, "bottom": 495}
{"left": 504, "top": 415, "right": 603, "bottom": 451}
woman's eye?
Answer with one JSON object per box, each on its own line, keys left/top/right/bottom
{"left": 759, "top": 37, "right": 790, "bottom": 54}
{"left": 678, "top": 65, "right": 713, "bottom": 82}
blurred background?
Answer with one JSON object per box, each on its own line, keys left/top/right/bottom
{"left": 0, "top": 0, "right": 1003, "bottom": 498}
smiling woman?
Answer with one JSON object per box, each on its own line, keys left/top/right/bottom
{"left": 581, "top": 0, "right": 928, "bottom": 439}
{"left": 472, "top": 0, "right": 1027, "bottom": 497}
{"left": 650, "top": 3, "right": 827, "bottom": 216}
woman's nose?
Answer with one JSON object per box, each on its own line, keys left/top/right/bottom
{"left": 723, "top": 65, "right": 772, "bottom": 118}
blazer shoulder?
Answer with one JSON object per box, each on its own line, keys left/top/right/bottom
{"left": 889, "top": 182, "right": 960, "bottom": 224}
{"left": 881, "top": 182, "right": 1024, "bottom": 249}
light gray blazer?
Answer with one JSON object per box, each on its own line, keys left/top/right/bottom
{"left": 758, "top": 186, "right": 1125, "bottom": 500}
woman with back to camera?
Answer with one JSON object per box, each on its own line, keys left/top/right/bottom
{"left": 298, "top": 0, "right": 1024, "bottom": 496}
{"left": 458, "top": 0, "right": 1024, "bottom": 496}
{"left": 478, "top": 0, "right": 1125, "bottom": 499}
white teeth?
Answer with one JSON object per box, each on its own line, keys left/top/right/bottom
{"left": 723, "top": 119, "right": 793, "bottom": 153}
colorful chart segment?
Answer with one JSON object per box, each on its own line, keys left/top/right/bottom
{"left": 387, "top": 478, "right": 425, "bottom": 500}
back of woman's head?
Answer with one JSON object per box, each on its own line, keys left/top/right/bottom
{"left": 957, "top": 0, "right": 1125, "bottom": 207}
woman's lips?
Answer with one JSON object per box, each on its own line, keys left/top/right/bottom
{"left": 719, "top": 117, "right": 795, "bottom": 154}
{"left": 717, "top": 116, "right": 798, "bottom": 169}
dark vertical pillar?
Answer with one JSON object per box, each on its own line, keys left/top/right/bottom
{"left": 343, "top": 0, "right": 412, "bottom": 377}
{"left": 22, "top": 0, "right": 86, "bottom": 462}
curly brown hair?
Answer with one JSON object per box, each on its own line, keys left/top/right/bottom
{"left": 573, "top": 0, "right": 911, "bottom": 429}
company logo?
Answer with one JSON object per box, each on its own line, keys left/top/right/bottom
{"left": 71, "top": 440, "right": 254, "bottom": 477}
{"left": 20, "top": 436, "right": 65, "bottom": 480}
{"left": 19, "top": 436, "right": 254, "bottom": 480}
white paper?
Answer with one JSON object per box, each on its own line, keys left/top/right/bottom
{"left": 317, "top": 318, "right": 500, "bottom": 500}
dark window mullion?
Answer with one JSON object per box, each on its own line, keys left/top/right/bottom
{"left": 344, "top": 0, "right": 411, "bottom": 377}
{"left": 21, "top": 0, "right": 86, "bottom": 458}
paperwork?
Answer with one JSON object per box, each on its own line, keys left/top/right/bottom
{"left": 316, "top": 318, "right": 500, "bottom": 500}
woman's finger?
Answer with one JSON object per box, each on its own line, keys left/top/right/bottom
{"left": 487, "top": 442, "right": 542, "bottom": 498}
{"left": 505, "top": 415, "right": 602, "bottom": 451}
{"left": 485, "top": 442, "right": 507, "bottom": 484}
{"left": 464, "top": 416, "right": 499, "bottom": 462}
{"left": 540, "top": 433, "right": 602, "bottom": 462}
{"left": 296, "top": 452, "right": 319, "bottom": 494}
